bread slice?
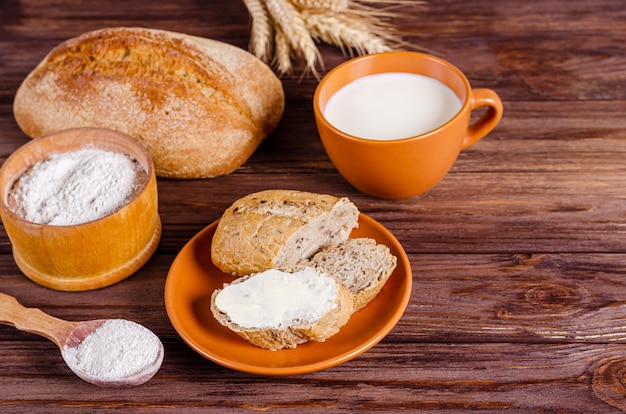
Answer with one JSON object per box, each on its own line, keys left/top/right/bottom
{"left": 305, "top": 238, "right": 397, "bottom": 311}
{"left": 211, "top": 190, "right": 360, "bottom": 276}
{"left": 13, "top": 27, "right": 285, "bottom": 179}
{"left": 210, "top": 267, "right": 354, "bottom": 350}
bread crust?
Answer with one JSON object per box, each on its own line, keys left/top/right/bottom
{"left": 210, "top": 271, "right": 354, "bottom": 350}
{"left": 13, "top": 27, "right": 285, "bottom": 179}
{"left": 211, "top": 189, "right": 360, "bottom": 276}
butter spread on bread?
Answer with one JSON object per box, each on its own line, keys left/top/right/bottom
{"left": 211, "top": 267, "right": 354, "bottom": 350}
{"left": 211, "top": 189, "right": 360, "bottom": 276}
{"left": 13, "top": 27, "right": 285, "bottom": 179}
{"left": 214, "top": 268, "right": 338, "bottom": 328}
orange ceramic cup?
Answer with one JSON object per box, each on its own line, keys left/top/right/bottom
{"left": 314, "top": 51, "right": 503, "bottom": 199}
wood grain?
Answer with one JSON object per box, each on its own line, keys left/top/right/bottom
{"left": 1, "top": 0, "right": 626, "bottom": 412}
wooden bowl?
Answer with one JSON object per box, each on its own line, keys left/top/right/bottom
{"left": 0, "top": 128, "right": 161, "bottom": 291}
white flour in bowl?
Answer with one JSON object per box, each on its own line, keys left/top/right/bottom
{"left": 8, "top": 148, "right": 145, "bottom": 225}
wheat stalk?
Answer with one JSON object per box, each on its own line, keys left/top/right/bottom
{"left": 273, "top": 26, "right": 294, "bottom": 74}
{"left": 243, "top": 0, "right": 273, "bottom": 62}
{"left": 290, "top": 0, "right": 349, "bottom": 12}
{"left": 242, "top": 0, "right": 418, "bottom": 76}
{"left": 265, "top": 0, "right": 322, "bottom": 76}
{"left": 303, "top": 10, "right": 396, "bottom": 56}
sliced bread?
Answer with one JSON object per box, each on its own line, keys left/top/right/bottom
{"left": 211, "top": 189, "right": 360, "bottom": 276}
{"left": 210, "top": 267, "right": 354, "bottom": 350}
{"left": 305, "top": 238, "right": 397, "bottom": 311}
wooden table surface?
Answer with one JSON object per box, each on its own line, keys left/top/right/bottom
{"left": 2, "top": 0, "right": 626, "bottom": 412}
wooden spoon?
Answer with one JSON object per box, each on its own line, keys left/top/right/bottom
{"left": 0, "top": 292, "right": 164, "bottom": 387}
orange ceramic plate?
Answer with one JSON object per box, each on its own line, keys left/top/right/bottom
{"left": 164, "top": 214, "right": 412, "bottom": 375}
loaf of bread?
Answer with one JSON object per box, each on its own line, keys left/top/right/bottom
{"left": 211, "top": 189, "right": 360, "bottom": 276}
{"left": 210, "top": 267, "right": 354, "bottom": 350}
{"left": 305, "top": 238, "right": 397, "bottom": 311}
{"left": 13, "top": 27, "right": 285, "bottom": 179}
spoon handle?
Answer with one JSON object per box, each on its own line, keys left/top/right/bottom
{"left": 0, "top": 292, "right": 78, "bottom": 348}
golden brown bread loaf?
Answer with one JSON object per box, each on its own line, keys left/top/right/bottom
{"left": 13, "top": 27, "right": 285, "bottom": 179}
{"left": 211, "top": 189, "right": 360, "bottom": 276}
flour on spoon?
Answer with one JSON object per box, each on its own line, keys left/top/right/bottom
{"left": 62, "top": 319, "right": 161, "bottom": 381}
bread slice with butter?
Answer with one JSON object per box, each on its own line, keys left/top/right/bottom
{"left": 210, "top": 267, "right": 354, "bottom": 350}
{"left": 211, "top": 189, "right": 360, "bottom": 276}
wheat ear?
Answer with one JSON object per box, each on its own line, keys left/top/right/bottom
{"left": 243, "top": 0, "right": 274, "bottom": 63}
{"left": 303, "top": 10, "right": 394, "bottom": 56}
{"left": 290, "top": 0, "right": 349, "bottom": 12}
{"left": 265, "top": 0, "right": 321, "bottom": 75}
{"left": 242, "top": 0, "right": 420, "bottom": 76}
{"left": 273, "top": 26, "right": 293, "bottom": 74}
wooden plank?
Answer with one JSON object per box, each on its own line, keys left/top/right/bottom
{"left": 4, "top": 252, "right": 626, "bottom": 344}
{"left": 0, "top": 341, "right": 624, "bottom": 412}
{"left": 1, "top": 0, "right": 626, "bottom": 411}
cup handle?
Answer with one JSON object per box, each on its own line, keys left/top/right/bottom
{"left": 461, "top": 88, "right": 504, "bottom": 150}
